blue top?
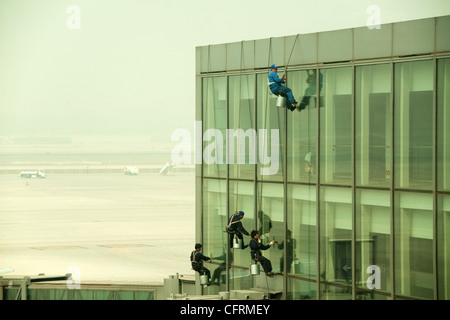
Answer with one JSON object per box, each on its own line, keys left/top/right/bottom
{"left": 268, "top": 71, "right": 285, "bottom": 93}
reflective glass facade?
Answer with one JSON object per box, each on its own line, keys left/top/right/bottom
{"left": 195, "top": 16, "right": 450, "bottom": 300}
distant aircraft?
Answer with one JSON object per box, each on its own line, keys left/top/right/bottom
{"left": 0, "top": 267, "right": 14, "bottom": 275}
{"left": 160, "top": 162, "right": 174, "bottom": 176}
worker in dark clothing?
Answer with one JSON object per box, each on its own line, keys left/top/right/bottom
{"left": 211, "top": 249, "right": 233, "bottom": 285}
{"left": 257, "top": 210, "right": 272, "bottom": 238}
{"left": 249, "top": 230, "right": 275, "bottom": 277}
{"left": 276, "top": 229, "right": 296, "bottom": 273}
{"left": 190, "top": 243, "right": 211, "bottom": 284}
{"left": 268, "top": 64, "right": 299, "bottom": 111}
{"left": 225, "top": 211, "right": 250, "bottom": 250}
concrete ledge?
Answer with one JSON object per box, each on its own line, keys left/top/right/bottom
{"left": 230, "top": 289, "right": 267, "bottom": 300}
{"left": 0, "top": 165, "right": 194, "bottom": 175}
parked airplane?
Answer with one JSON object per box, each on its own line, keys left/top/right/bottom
{"left": 0, "top": 267, "right": 13, "bottom": 275}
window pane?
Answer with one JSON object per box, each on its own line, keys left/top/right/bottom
{"left": 202, "top": 178, "right": 227, "bottom": 266}
{"left": 257, "top": 73, "right": 284, "bottom": 181}
{"left": 394, "top": 191, "right": 434, "bottom": 299}
{"left": 437, "top": 194, "right": 450, "bottom": 300}
{"left": 319, "top": 186, "right": 352, "bottom": 299}
{"left": 229, "top": 180, "right": 255, "bottom": 268}
{"left": 228, "top": 75, "right": 255, "bottom": 180}
{"left": 394, "top": 60, "right": 434, "bottom": 190}
{"left": 203, "top": 76, "right": 227, "bottom": 178}
{"left": 287, "top": 69, "right": 320, "bottom": 183}
{"left": 287, "top": 184, "right": 317, "bottom": 278}
{"left": 257, "top": 182, "right": 284, "bottom": 273}
{"left": 287, "top": 277, "right": 317, "bottom": 300}
{"left": 356, "top": 64, "right": 392, "bottom": 188}
{"left": 437, "top": 58, "right": 450, "bottom": 191}
{"left": 355, "top": 189, "right": 391, "bottom": 296}
{"left": 319, "top": 67, "right": 353, "bottom": 185}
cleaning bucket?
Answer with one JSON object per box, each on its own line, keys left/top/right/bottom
{"left": 250, "top": 263, "right": 260, "bottom": 275}
{"left": 276, "top": 95, "right": 286, "bottom": 108}
{"left": 233, "top": 237, "right": 242, "bottom": 249}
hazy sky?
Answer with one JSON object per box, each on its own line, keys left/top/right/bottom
{"left": 0, "top": 0, "right": 449, "bottom": 145}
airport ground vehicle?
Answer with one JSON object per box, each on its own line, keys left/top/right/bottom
{"left": 20, "top": 169, "right": 47, "bottom": 178}
{"left": 124, "top": 166, "right": 139, "bottom": 175}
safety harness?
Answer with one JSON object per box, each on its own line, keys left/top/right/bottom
{"left": 191, "top": 251, "right": 202, "bottom": 268}
{"left": 225, "top": 216, "right": 240, "bottom": 234}
{"left": 250, "top": 238, "right": 261, "bottom": 261}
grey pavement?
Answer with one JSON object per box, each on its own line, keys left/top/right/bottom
{"left": 0, "top": 172, "right": 196, "bottom": 283}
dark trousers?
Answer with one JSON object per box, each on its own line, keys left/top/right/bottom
{"left": 211, "top": 264, "right": 226, "bottom": 284}
{"left": 229, "top": 231, "right": 245, "bottom": 249}
{"left": 280, "top": 254, "right": 293, "bottom": 273}
{"left": 193, "top": 265, "right": 211, "bottom": 279}
{"left": 253, "top": 254, "right": 272, "bottom": 274}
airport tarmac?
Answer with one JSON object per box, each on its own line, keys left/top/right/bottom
{"left": 0, "top": 172, "right": 196, "bottom": 283}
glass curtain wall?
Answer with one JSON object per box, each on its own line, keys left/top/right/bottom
{"left": 200, "top": 56, "right": 450, "bottom": 300}
{"left": 287, "top": 69, "right": 319, "bottom": 183}
{"left": 394, "top": 60, "right": 434, "bottom": 190}
{"left": 319, "top": 186, "right": 352, "bottom": 300}
{"left": 203, "top": 76, "right": 227, "bottom": 178}
{"left": 202, "top": 178, "right": 228, "bottom": 283}
{"left": 228, "top": 74, "right": 255, "bottom": 180}
{"left": 320, "top": 67, "right": 353, "bottom": 185}
{"left": 438, "top": 58, "right": 450, "bottom": 192}
{"left": 438, "top": 194, "right": 450, "bottom": 300}
{"left": 355, "top": 189, "right": 391, "bottom": 300}
{"left": 287, "top": 184, "right": 317, "bottom": 299}
{"left": 394, "top": 191, "right": 434, "bottom": 299}
{"left": 256, "top": 72, "right": 284, "bottom": 181}
{"left": 256, "top": 182, "right": 284, "bottom": 273}
{"left": 287, "top": 184, "right": 317, "bottom": 277}
{"left": 356, "top": 64, "right": 392, "bottom": 188}
{"left": 437, "top": 58, "right": 450, "bottom": 300}
{"left": 228, "top": 180, "right": 255, "bottom": 278}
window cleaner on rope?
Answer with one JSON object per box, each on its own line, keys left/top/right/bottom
{"left": 267, "top": 64, "right": 300, "bottom": 111}
{"left": 225, "top": 211, "right": 251, "bottom": 250}
{"left": 249, "top": 230, "right": 275, "bottom": 278}
{"left": 190, "top": 243, "right": 212, "bottom": 286}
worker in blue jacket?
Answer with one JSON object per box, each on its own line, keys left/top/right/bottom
{"left": 268, "top": 64, "right": 298, "bottom": 111}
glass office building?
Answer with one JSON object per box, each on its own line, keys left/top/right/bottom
{"left": 194, "top": 16, "right": 450, "bottom": 300}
